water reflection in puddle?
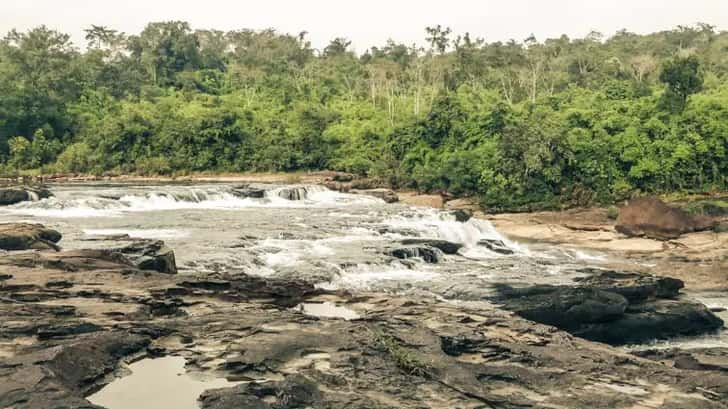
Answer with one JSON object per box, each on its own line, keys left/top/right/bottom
{"left": 298, "top": 302, "right": 361, "bottom": 320}
{"left": 87, "top": 356, "right": 240, "bottom": 409}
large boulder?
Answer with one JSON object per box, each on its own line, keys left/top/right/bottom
{"left": 615, "top": 196, "right": 715, "bottom": 240}
{"left": 495, "top": 270, "right": 724, "bottom": 345}
{"left": 0, "top": 223, "right": 62, "bottom": 251}
{"left": 0, "top": 187, "right": 52, "bottom": 206}
{"left": 112, "top": 238, "right": 177, "bottom": 274}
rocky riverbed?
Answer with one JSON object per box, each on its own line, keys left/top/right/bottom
{"left": 1, "top": 182, "right": 727, "bottom": 408}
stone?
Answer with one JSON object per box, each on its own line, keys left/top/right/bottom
{"left": 616, "top": 196, "right": 716, "bottom": 240}
{"left": 387, "top": 246, "right": 444, "bottom": 263}
{"left": 0, "top": 223, "right": 62, "bottom": 251}
{"left": 574, "top": 269, "right": 684, "bottom": 302}
{"left": 495, "top": 270, "right": 724, "bottom": 345}
{"left": 400, "top": 238, "right": 463, "bottom": 254}
{"left": 496, "top": 285, "right": 629, "bottom": 331}
{"left": 0, "top": 186, "right": 52, "bottom": 206}
{"left": 449, "top": 209, "right": 473, "bottom": 222}
{"left": 115, "top": 239, "right": 177, "bottom": 274}
{"left": 231, "top": 184, "right": 267, "bottom": 199}
{"left": 477, "top": 239, "right": 514, "bottom": 255}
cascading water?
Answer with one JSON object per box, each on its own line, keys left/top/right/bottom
{"left": 26, "top": 190, "right": 40, "bottom": 201}
{"left": 1, "top": 184, "right": 382, "bottom": 218}
{"left": 380, "top": 207, "right": 525, "bottom": 258}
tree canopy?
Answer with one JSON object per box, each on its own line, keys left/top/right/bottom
{"left": 1, "top": 22, "right": 727, "bottom": 210}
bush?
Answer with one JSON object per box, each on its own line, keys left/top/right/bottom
{"left": 607, "top": 205, "right": 619, "bottom": 220}
{"left": 135, "top": 156, "right": 172, "bottom": 176}
{"left": 55, "top": 143, "right": 93, "bottom": 173}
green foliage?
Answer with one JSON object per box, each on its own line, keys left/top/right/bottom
{"left": 54, "top": 142, "right": 93, "bottom": 173}
{"left": 660, "top": 55, "right": 704, "bottom": 112}
{"left": 607, "top": 206, "right": 619, "bottom": 220}
{"left": 370, "top": 329, "right": 431, "bottom": 376}
{"left": 1, "top": 22, "right": 727, "bottom": 209}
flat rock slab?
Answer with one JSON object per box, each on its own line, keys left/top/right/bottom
{"left": 1, "top": 237, "right": 727, "bottom": 408}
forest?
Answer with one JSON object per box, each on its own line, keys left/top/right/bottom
{"left": 0, "top": 22, "right": 727, "bottom": 209}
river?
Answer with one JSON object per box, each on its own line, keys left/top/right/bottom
{"left": 1, "top": 182, "right": 725, "bottom": 349}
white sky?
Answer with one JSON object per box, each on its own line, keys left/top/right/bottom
{"left": 2, "top": 0, "right": 727, "bottom": 51}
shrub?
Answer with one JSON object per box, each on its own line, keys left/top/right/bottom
{"left": 607, "top": 206, "right": 619, "bottom": 220}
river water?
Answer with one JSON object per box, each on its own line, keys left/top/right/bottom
{"left": 1, "top": 182, "right": 725, "bottom": 348}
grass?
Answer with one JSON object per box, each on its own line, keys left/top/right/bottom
{"left": 370, "top": 329, "right": 431, "bottom": 377}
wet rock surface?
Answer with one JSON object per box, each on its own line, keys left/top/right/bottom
{"left": 495, "top": 270, "right": 724, "bottom": 345}
{"left": 399, "top": 238, "right": 463, "bottom": 255}
{"left": 386, "top": 245, "right": 444, "bottom": 263}
{"left": 0, "top": 227, "right": 727, "bottom": 408}
{"left": 0, "top": 186, "right": 52, "bottom": 206}
{"left": 478, "top": 239, "right": 514, "bottom": 255}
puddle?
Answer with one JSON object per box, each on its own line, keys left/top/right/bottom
{"left": 297, "top": 302, "right": 360, "bottom": 320}
{"left": 87, "top": 356, "right": 240, "bottom": 409}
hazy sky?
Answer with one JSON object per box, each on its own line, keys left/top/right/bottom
{"left": 2, "top": 0, "right": 727, "bottom": 51}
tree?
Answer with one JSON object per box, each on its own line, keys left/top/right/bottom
{"left": 425, "top": 25, "right": 452, "bottom": 55}
{"left": 84, "top": 25, "right": 120, "bottom": 50}
{"left": 128, "top": 21, "right": 201, "bottom": 85}
{"left": 323, "top": 38, "right": 352, "bottom": 58}
{"left": 659, "top": 55, "right": 703, "bottom": 111}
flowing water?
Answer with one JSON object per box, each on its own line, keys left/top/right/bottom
{"left": 1, "top": 182, "right": 726, "bottom": 348}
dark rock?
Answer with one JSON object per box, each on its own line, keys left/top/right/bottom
{"left": 0, "top": 331, "right": 149, "bottom": 409}
{"left": 37, "top": 322, "right": 103, "bottom": 340}
{"left": 477, "top": 239, "right": 514, "bottom": 255}
{"left": 633, "top": 348, "right": 728, "bottom": 372}
{"left": 332, "top": 173, "right": 354, "bottom": 182}
{"left": 200, "top": 375, "right": 322, "bottom": 409}
{"left": 231, "top": 185, "right": 267, "bottom": 199}
{"left": 495, "top": 271, "right": 724, "bottom": 345}
{"left": 577, "top": 299, "right": 724, "bottom": 345}
{"left": 0, "top": 186, "right": 52, "bottom": 206}
{"left": 574, "top": 269, "right": 684, "bottom": 302}
{"left": 0, "top": 223, "right": 62, "bottom": 251}
{"left": 144, "top": 299, "right": 184, "bottom": 316}
{"left": 276, "top": 186, "right": 316, "bottom": 201}
{"left": 45, "top": 280, "right": 73, "bottom": 289}
{"left": 400, "top": 239, "right": 462, "bottom": 254}
{"left": 387, "top": 246, "right": 444, "bottom": 263}
{"left": 616, "top": 196, "right": 716, "bottom": 240}
{"left": 449, "top": 209, "right": 473, "bottom": 223}
{"left": 114, "top": 239, "right": 177, "bottom": 274}
{"left": 180, "top": 279, "right": 232, "bottom": 291}
{"left": 496, "top": 285, "right": 629, "bottom": 331}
